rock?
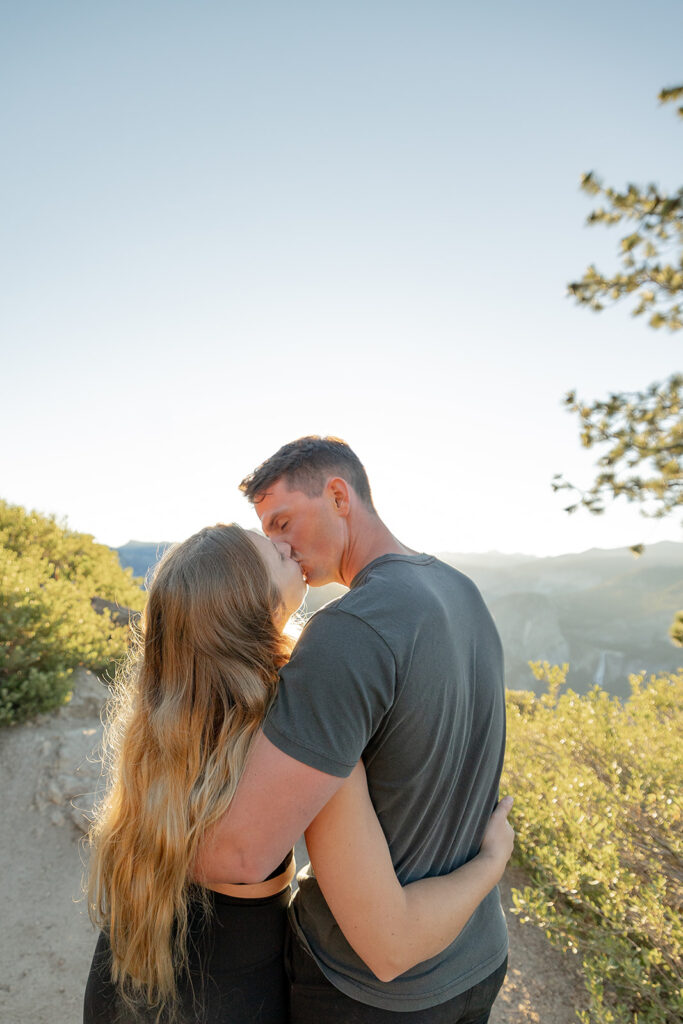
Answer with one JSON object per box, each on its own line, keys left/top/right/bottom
{"left": 58, "top": 669, "right": 110, "bottom": 720}
{"left": 90, "top": 596, "right": 140, "bottom": 629}
{"left": 35, "top": 670, "right": 109, "bottom": 833}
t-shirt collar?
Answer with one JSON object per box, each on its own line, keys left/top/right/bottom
{"left": 349, "top": 552, "right": 433, "bottom": 589}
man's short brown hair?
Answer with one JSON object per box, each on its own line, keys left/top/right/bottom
{"left": 239, "top": 436, "right": 375, "bottom": 509}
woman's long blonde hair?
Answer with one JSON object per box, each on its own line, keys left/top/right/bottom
{"left": 87, "top": 523, "right": 293, "bottom": 1015}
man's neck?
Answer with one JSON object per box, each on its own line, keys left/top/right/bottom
{"left": 340, "top": 516, "right": 418, "bottom": 587}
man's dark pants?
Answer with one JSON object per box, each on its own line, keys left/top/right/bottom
{"left": 285, "top": 926, "right": 507, "bottom": 1024}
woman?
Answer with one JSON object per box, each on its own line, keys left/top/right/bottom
{"left": 84, "top": 524, "right": 513, "bottom": 1023}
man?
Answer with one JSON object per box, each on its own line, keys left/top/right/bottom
{"left": 198, "top": 435, "right": 508, "bottom": 1022}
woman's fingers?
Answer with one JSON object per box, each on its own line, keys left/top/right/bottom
{"left": 496, "top": 795, "right": 514, "bottom": 818}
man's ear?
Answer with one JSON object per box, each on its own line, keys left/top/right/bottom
{"left": 326, "top": 477, "right": 351, "bottom": 516}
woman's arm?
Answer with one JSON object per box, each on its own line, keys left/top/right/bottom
{"left": 304, "top": 763, "right": 514, "bottom": 983}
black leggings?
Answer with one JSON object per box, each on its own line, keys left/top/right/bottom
{"left": 83, "top": 887, "right": 291, "bottom": 1024}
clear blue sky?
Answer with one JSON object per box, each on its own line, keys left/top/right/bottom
{"left": 2, "top": 0, "right": 681, "bottom": 556}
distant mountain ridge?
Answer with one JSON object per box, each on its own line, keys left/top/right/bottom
{"left": 437, "top": 542, "right": 683, "bottom": 697}
{"left": 115, "top": 540, "right": 683, "bottom": 698}
{"left": 115, "top": 540, "right": 173, "bottom": 582}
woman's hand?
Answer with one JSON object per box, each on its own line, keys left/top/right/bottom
{"left": 479, "top": 795, "right": 514, "bottom": 878}
{"left": 305, "top": 775, "right": 516, "bottom": 982}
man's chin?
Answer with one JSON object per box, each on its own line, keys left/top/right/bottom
{"left": 306, "top": 572, "right": 339, "bottom": 589}
{"left": 299, "top": 563, "right": 340, "bottom": 588}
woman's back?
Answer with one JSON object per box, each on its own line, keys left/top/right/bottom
{"left": 84, "top": 525, "right": 297, "bottom": 1023}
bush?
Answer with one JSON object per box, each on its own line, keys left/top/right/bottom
{"left": 503, "top": 664, "right": 683, "bottom": 1024}
{"left": 0, "top": 501, "right": 146, "bottom": 725}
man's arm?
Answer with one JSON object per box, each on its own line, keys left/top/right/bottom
{"left": 193, "top": 730, "right": 346, "bottom": 884}
{"left": 194, "top": 608, "right": 390, "bottom": 884}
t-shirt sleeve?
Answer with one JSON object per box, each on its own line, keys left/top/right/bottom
{"left": 262, "top": 607, "right": 396, "bottom": 777}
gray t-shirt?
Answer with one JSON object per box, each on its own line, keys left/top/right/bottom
{"left": 263, "top": 553, "right": 507, "bottom": 1011}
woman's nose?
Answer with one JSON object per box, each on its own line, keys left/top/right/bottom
{"left": 275, "top": 541, "right": 292, "bottom": 558}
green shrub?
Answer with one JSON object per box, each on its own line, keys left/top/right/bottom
{"left": 0, "top": 500, "right": 146, "bottom": 725}
{"left": 503, "top": 664, "right": 683, "bottom": 1024}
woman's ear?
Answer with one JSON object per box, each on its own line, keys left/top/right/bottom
{"left": 272, "top": 599, "right": 289, "bottom": 633}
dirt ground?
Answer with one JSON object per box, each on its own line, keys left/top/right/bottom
{"left": 0, "top": 669, "right": 588, "bottom": 1023}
